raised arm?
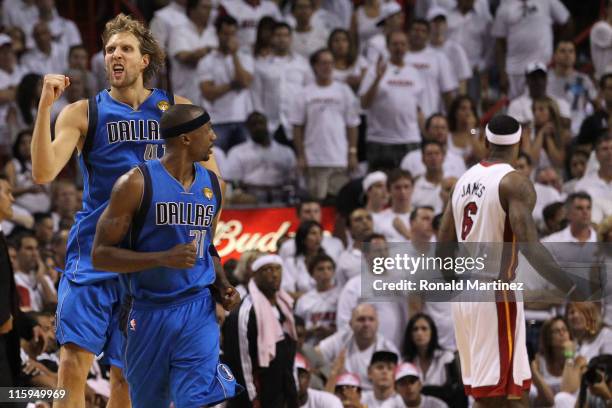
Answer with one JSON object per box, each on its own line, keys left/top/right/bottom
{"left": 91, "top": 168, "right": 197, "bottom": 273}
{"left": 31, "top": 75, "right": 87, "bottom": 184}
{"left": 499, "top": 171, "right": 577, "bottom": 295}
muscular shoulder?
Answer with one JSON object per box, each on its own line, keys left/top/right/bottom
{"left": 499, "top": 170, "right": 536, "bottom": 212}
{"left": 111, "top": 166, "right": 145, "bottom": 198}
{"left": 58, "top": 99, "right": 88, "bottom": 128}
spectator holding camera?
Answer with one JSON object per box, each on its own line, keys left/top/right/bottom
{"left": 556, "top": 354, "right": 612, "bottom": 408}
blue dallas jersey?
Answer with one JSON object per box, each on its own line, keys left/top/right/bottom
{"left": 64, "top": 89, "right": 173, "bottom": 284}
{"left": 122, "top": 159, "right": 221, "bottom": 303}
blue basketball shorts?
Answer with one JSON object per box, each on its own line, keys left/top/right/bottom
{"left": 55, "top": 274, "right": 125, "bottom": 368}
{"left": 123, "top": 288, "right": 242, "bottom": 408}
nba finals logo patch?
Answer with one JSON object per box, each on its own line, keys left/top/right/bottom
{"left": 203, "top": 188, "right": 213, "bottom": 200}
{"left": 217, "top": 363, "right": 234, "bottom": 381}
{"left": 157, "top": 100, "right": 170, "bottom": 112}
{"left": 130, "top": 319, "right": 136, "bottom": 331}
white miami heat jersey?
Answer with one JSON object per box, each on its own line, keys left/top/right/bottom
{"left": 451, "top": 162, "right": 515, "bottom": 243}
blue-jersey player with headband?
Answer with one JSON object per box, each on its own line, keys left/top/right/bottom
{"left": 92, "top": 104, "right": 242, "bottom": 408}
{"left": 30, "top": 14, "right": 224, "bottom": 408}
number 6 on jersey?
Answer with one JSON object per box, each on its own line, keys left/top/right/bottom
{"left": 461, "top": 202, "right": 478, "bottom": 240}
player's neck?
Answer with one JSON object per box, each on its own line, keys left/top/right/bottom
{"left": 485, "top": 152, "right": 513, "bottom": 164}
{"left": 161, "top": 153, "right": 195, "bottom": 188}
{"left": 110, "top": 81, "right": 150, "bottom": 109}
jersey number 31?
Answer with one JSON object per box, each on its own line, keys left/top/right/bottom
{"left": 461, "top": 202, "right": 478, "bottom": 240}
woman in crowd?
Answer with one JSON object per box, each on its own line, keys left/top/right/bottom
{"left": 16, "top": 73, "right": 42, "bottom": 131}
{"left": 253, "top": 16, "right": 277, "bottom": 60}
{"left": 530, "top": 317, "right": 574, "bottom": 406}
{"left": 566, "top": 302, "right": 612, "bottom": 362}
{"left": 282, "top": 220, "right": 326, "bottom": 297}
{"left": 329, "top": 28, "right": 368, "bottom": 92}
{"left": 349, "top": 0, "right": 382, "bottom": 54}
{"left": 402, "top": 313, "right": 466, "bottom": 407}
{"left": 4, "top": 129, "right": 50, "bottom": 214}
{"left": 523, "top": 97, "right": 568, "bottom": 170}
{"left": 563, "top": 148, "right": 589, "bottom": 194}
{"left": 447, "top": 95, "right": 485, "bottom": 166}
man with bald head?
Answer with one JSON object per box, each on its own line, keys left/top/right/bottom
{"left": 92, "top": 104, "right": 241, "bottom": 407}
{"left": 317, "top": 303, "right": 399, "bottom": 390}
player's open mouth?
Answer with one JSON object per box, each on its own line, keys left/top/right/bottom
{"left": 112, "top": 65, "right": 124, "bottom": 78}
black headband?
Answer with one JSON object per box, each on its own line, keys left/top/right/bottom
{"left": 161, "top": 111, "right": 211, "bottom": 139}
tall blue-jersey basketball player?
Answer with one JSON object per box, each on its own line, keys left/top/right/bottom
{"left": 91, "top": 104, "right": 241, "bottom": 408}
{"left": 30, "top": 14, "right": 223, "bottom": 408}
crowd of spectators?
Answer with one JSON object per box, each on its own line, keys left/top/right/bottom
{"left": 1, "top": 0, "right": 612, "bottom": 407}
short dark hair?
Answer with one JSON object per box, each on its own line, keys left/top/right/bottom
{"left": 420, "top": 139, "right": 444, "bottom": 154}
{"left": 296, "top": 198, "right": 320, "bottom": 217}
{"left": 600, "top": 72, "right": 612, "bottom": 89}
{"left": 11, "top": 230, "right": 36, "bottom": 250}
{"left": 387, "top": 169, "right": 413, "bottom": 189}
{"left": 273, "top": 21, "right": 292, "bottom": 33}
{"left": 543, "top": 202, "right": 565, "bottom": 223}
{"left": 424, "top": 113, "right": 446, "bottom": 131}
{"left": 566, "top": 192, "right": 592, "bottom": 207}
{"left": 347, "top": 207, "right": 369, "bottom": 228}
{"left": 307, "top": 253, "right": 335, "bottom": 275}
{"left": 364, "top": 233, "right": 386, "bottom": 243}
{"left": 33, "top": 212, "right": 52, "bottom": 224}
{"left": 215, "top": 14, "right": 238, "bottom": 33}
{"left": 595, "top": 132, "right": 612, "bottom": 150}
{"left": 68, "top": 44, "right": 87, "bottom": 58}
{"left": 410, "top": 206, "right": 434, "bottom": 222}
{"left": 409, "top": 18, "right": 429, "bottom": 31}
{"left": 309, "top": 47, "right": 331, "bottom": 67}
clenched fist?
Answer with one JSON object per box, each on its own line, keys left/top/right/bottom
{"left": 39, "top": 74, "right": 70, "bottom": 109}
{"left": 162, "top": 241, "right": 198, "bottom": 269}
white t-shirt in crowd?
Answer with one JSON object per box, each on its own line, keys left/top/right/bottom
{"left": 220, "top": 0, "right": 281, "bottom": 52}
{"left": 252, "top": 53, "right": 313, "bottom": 134}
{"left": 412, "top": 349, "right": 455, "bottom": 386}
{"left": 381, "top": 394, "right": 448, "bottom": 408}
{"left": 532, "top": 183, "right": 565, "bottom": 225}
{"left": 292, "top": 28, "right": 329, "bottom": 60}
{"left": 355, "top": 6, "right": 382, "bottom": 54}
{"left": 289, "top": 81, "right": 361, "bottom": 167}
{"left": 43, "top": 11, "right": 82, "bottom": 50}
{"left": 336, "top": 275, "right": 409, "bottom": 349}
{"left": 318, "top": 330, "right": 399, "bottom": 390}
{"left": 282, "top": 255, "right": 316, "bottom": 293}
{"left": 590, "top": 20, "right": 612, "bottom": 79}
{"left": 279, "top": 235, "right": 344, "bottom": 261}
{"left": 575, "top": 327, "right": 612, "bottom": 362}
{"left": 365, "top": 33, "right": 387, "bottom": 64}
{"left": 400, "top": 149, "right": 466, "bottom": 180}
{"left": 422, "top": 302, "right": 456, "bottom": 350}
{"left": 507, "top": 92, "right": 571, "bottom": 123}
{"left": 431, "top": 40, "right": 472, "bottom": 83}
{"left": 333, "top": 56, "right": 369, "bottom": 84}
{"left": 575, "top": 173, "right": 612, "bottom": 205}
{"left": 411, "top": 177, "right": 444, "bottom": 214}
{"left": 403, "top": 47, "right": 457, "bottom": 117}
{"left": 225, "top": 139, "right": 296, "bottom": 186}
{"left": 335, "top": 247, "right": 362, "bottom": 287}
{"left": 150, "top": 1, "right": 190, "bottom": 50}
{"left": 446, "top": 5, "right": 493, "bottom": 71}
{"left": 212, "top": 146, "right": 227, "bottom": 178}
{"left": 21, "top": 45, "right": 68, "bottom": 76}
{"left": 372, "top": 208, "right": 410, "bottom": 243}
{"left": 14, "top": 271, "right": 43, "bottom": 312}
{"left": 300, "top": 388, "right": 343, "bottom": 408}
{"left": 2, "top": 0, "right": 38, "bottom": 34}
{"left": 295, "top": 286, "right": 340, "bottom": 331}
{"left": 491, "top": 0, "right": 569, "bottom": 75}
{"left": 547, "top": 70, "right": 597, "bottom": 135}
{"left": 197, "top": 50, "right": 254, "bottom": 124}
{"left": 169, "top": 21, "right": 218, "bottom": 105}
{"left": 361, "top": 390, "right": 396, "bottom": 408}
{"left": 541, "top": 225, "right": 598, "bottom": 243}
{"left": 358, "top": 63, "right": 424, "bottom": 144}
{"left": 0, "top": 65, "right": 25, "bottom": 130}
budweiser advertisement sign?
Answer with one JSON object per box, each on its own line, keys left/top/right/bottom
{"left": 214, "top": 207, "right": 337, "bottom": 260}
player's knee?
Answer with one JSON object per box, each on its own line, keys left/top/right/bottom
{"left": 59, "top": 345, "right": 93, "bottom": 378}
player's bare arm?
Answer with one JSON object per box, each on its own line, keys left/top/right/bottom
{"left": 436, "top": 189, "right": 459, "bottom": 281}
{"left": 500, "top": 171, "right": 577, "bottom": 296}
{"left": 32, "top": 74, "right": 88, "bottom": 183}
{"left": 92, "top": 168, "right": 197, "bottom": 273}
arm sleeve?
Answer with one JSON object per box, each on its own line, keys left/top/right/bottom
{"left": 437, "top": 53, "right": 458, "bottom": 93}
{"left": 344, "top": 85, "right": 361, "bottom": 127}
{"left": 287, "top": 90, "right": 306, "bottom": 126}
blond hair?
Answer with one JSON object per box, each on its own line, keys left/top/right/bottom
{"left": 101, "top": 14, "right": 165, "bottom": 84}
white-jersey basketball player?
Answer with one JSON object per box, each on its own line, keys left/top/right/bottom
{"left": 437, "top": 114, "right": 577, "bottom": 407}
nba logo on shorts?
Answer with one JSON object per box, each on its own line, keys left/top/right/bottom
{"left": 130, "top": 319, "right": 136, "bottom": 331}
{"left": 217, "top": 363, "right": 234, "bottom": 381}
